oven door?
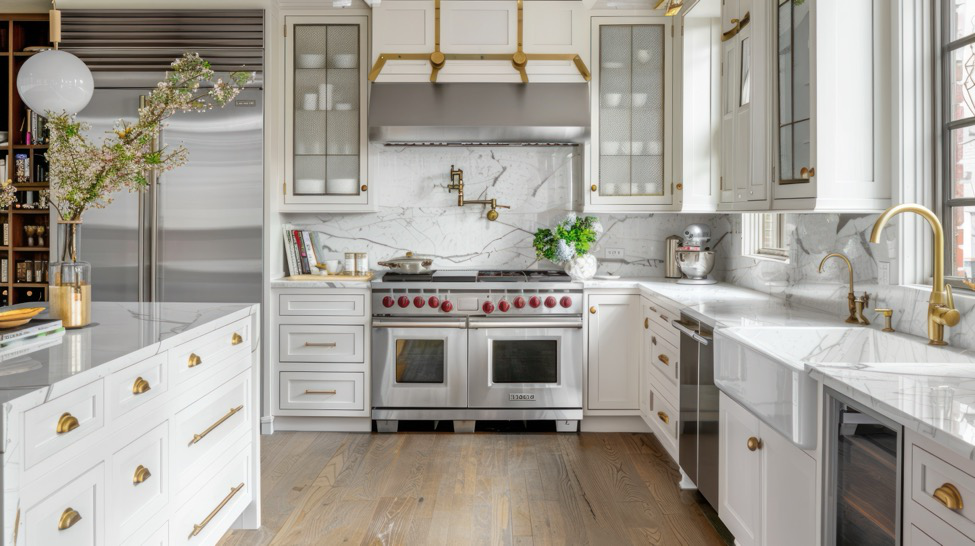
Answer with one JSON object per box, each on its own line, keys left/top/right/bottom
{"left": 467, "top": 317, "right": 583, "bottom": 409}
{"left": 372, "top": 317, "right": 469, "bottom": 408}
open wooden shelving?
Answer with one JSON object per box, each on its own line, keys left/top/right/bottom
{"left": 2, "top": 13, "right": 51, "bottom": 306}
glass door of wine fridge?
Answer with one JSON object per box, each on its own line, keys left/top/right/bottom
{"left": 825, "top": 389, "right": 903, "bottom": 546}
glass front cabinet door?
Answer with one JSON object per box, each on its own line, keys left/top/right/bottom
{"left": 773, "top": 0, "right": 813, "bottom": 195}
{"left": 284, "top": 16, "right": 370, "bottom": 210}
{"left": 589, "top": 18, "right": 673, "bottom": 209}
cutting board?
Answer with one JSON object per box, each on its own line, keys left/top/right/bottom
{"left": 283, "top": 272, "right": 374, "bottom": 282}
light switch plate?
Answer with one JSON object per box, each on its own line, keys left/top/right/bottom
{"left": 606, "top": 248, "right": 624, "bottom": 259}
{"left": 878, "top": 261, "right": 890, "bottom": 286}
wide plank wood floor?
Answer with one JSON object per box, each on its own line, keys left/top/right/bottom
{"left": 219, "top": 431, "right": 730, "bottom": 545}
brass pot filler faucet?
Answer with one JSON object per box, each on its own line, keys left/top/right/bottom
{"left": 447, "top": 165, "right": 510, "bottom": 221}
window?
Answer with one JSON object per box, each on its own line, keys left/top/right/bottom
{"left": 942, "top": 0, "right": 975, "bottom": 284}
{"left": 742, "top": 213, "right": 789, "bottom": 262}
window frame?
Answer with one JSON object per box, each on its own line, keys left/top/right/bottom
{"left": 742, "top": 213, "right": 790, "bottom": 263}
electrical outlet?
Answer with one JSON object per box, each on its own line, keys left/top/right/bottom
{"left": 878, "top": 262, "right": 890, "bottom": 286}
{"left": 606, "top": 248, "right": 624, "bottom": 259}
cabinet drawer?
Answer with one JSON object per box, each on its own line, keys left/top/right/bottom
{"left": 22, "top": 462, "right": 104, "bottom": 545}
{"left": 279, "top": 293, "right": 366, "bottom": 318}
{"left": 650, "top": 337, "right": 679, "bottom": 388}
{"left": 174, "top": 372, "right": 251, "bottom": 491}
{"left": 279, "top": 372, "right": 364, "bottom": 411}
{"left": 911, "top": 444, "right": 975, "bottom": 540}
{"left": 173, "top": 442, "right": 252, "bottom": 544}
{"left": 649, "top": 384, "right": 679, "bottom": 460}
{"left": 107, "top": 354, "right": 168, "bottom": 420}
{"left": 645, "top": 304, "right": 680, "bottom": 348}
{"left": 25, "top": 379, "right": 105, "bottom": 469}
{"left": 278, "top": 324, "right": 365, "bottom": 363}
{"left": 171, "top": 319, "right": 251, "bottom": 385}
{"left": 122, "top": 520, "right": 168, "bottom": 546}
{"left": 112, "top": 422, "right": 169, "bottom": 542}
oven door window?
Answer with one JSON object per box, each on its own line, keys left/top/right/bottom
{"left": 491, "top": 339, "right": 559, "bottom": 383}
{"left": 396, "top": 339, "right": 446, "bottom": 383}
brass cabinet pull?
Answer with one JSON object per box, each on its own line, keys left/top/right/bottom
{"left": 658, "top": 354, "right": 670, "bottom": 366}
{"left": 589, "top": 306, "right": 597, "bottom": 314}
{"left": 675, "top": 182, "right": 683, "bottom": 191}
{"left": 657, "top": 411, "right": 670, "bottom": 425}
{"left": 188, "top": 353, "right": 203, "bottom": 368}
{"left": 189, "top": 405, "right": 244, "bottom": 447}
{"left": 799, "top": 166, "right": 816, "bottom": 179}
{"left": 56, "top": 413, "right": 80, "bottom": 434}
{"left": 933, "top": 483, "right": 964, "bottom": 511}
{"left": 361, "top": 184, "right": 368, "bottom": 192}
{"left": 231, "top": 332, "right": 244, "bottom": 346}
{"left": 188, "top": 482, "right": 245, "bottom": 540}
{"left": 590, "top": 184, "right": 597, "bottom": 192}
{"left": 58, "top": 507, "right": 81, "bottom": 531}
{"left": 132, "top": 376, "right": 151, "bottom": 395}
{"left": 305, "top": 389, "right": 337, "bottom": 395}
{"left": 721, "top": 11, "right": 750, "bottom": 42}
{"left": 747, "top": 437, "right": 763, "bottom": 451}
{"left": 304, "top": 341, "right": 337, "bottom": 348}
{"left": 644, "top": 318, "right": 649, "bottom": 330}
{"left": 133, "top": 465, "right": 152, "bottom": 485}
{"left": 648, "top": 305, "right": 658, "bottom": 313}
{"left": 660, "top": 314, "right": 669, "bottom": 323}
{"left": 651, "top": 336, "right": 657, "bottom": 346}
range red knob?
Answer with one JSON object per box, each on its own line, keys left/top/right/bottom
{"left": 382, "top": 296, "right": 395, "bottom": 308}
{"left": 560, "top": 296, "right": 573, "bottom": 308}
{"left": 440, "top": 300, "right": 453, "bottom": 312}
{"left": 482, "top": 301, "right": 495, "bottom": 314}
{"left": 428, "top": 296, "right": 440, "bottom": 308}
{"left": 397, "top": 296, "right": 410, "bottom": 308}
{"left": 413, "top": 296, "right": 426, "bottom": 308}
{"left": 528, "top": 296, "right": 542, "bottom": 308}
{"left": 498, "top": 300, "right": 511, "bottom": 312}
{"left": 513, "top": 296, "right": 526, "bottom": 309}
{"left": 544, "top": 296, "right": 557, "bottom": 308}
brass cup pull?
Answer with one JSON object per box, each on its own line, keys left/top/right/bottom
{"left": 746, "top": 437, "right": 763, "bottom": 451}
{"left": 231, "top": 332, "right": 244, "bottom": 346}
{"left": 305, "top": 389, "right": 337, "bottom": 395}
{"left": 658, "top": 354, "right": 670, "bottom": 366}
{"left": 133, "top": 465, "right": 152, "bottom": 485}
{"left": 132, "top": 376, "right": 151, "bottom": 395}
{"left": 644, "top": 318, "right": 649, "bottom": 330}
{"left": 657, "top": 411, "right": 670, "bottom": 425}
{"left": 189, "top": 405, "right": 244, "bottom": 447}
{"left": 56, "top": 412, "right": 80, "bottom": 434}
{"left": 589, "top": 306, "right": 597, "bottom": 314}
{"left": 188, "top": 353, "right": 203, "bottom": 368}
{"left": 933, "top": 483, "right": 964, "bottom": 511}
{"left": 590, "top": 184, "right": 597, "bottom": 192}
{"left": 189, "top": 482, "right": 245, "bottom": 539}
{"left": 58, "top": 507, "right": 82, "bottom": 531}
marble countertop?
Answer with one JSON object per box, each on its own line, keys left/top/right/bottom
{"left": 271, "top": 276, "right": 372, "bottom": 289}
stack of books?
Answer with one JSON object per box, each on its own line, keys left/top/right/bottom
{"left": 282, "top": 224, "right": 326, "bottom": 276}
{"left": 0, "top": 318, "right": 65, "bottom": 361}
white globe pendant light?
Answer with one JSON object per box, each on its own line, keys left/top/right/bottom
{"left": 15, "top": 2, "right": 93, "bottom": 116}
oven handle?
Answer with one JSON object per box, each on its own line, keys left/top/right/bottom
{"left": 467, "top": 319, "right": 583, "bottom": 329}
{"left": 372, "top": 319, "right": 468, "bottom": 329}
{"left": 672, "top": 319, "right": 710, "bottom": 346}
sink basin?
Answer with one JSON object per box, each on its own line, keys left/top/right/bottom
{"left": 714, "top": 326, "right": 974, "bottom": 449}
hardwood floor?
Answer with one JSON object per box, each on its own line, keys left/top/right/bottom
{"left": 219, "top": 430, "right": 731, "bottom": 545}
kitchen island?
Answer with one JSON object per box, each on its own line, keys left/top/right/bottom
{"left": 0, "top": 302, "right": 260, "bottom": 545}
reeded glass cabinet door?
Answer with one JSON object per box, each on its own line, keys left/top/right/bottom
{"left": 775, "top": 0, "right": 813, "bottom": 187}
{"left": 591, "top": 18, "right": 673, "bottom": 207}
{"left": 285, "top": 16, "right": 369, "bottom": 207}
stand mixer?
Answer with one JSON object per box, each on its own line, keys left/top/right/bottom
{"left": 675, "top": 224, "right": 717, "bottom": 285}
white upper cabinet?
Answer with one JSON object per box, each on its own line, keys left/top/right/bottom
{"left": 283, "top": 16, "right": 373, "bottom": 212}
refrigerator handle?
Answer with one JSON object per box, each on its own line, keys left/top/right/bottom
{"left": 138, "top": 94, "right": 159, "bottom": 303}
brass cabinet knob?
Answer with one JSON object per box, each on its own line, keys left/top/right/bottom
{"left": 56, "top": 412, "right": 80, "bottom": 434}
{"left": 589, "top": 306, "right": 597, "bottom": 314}
{"left": 58, "top": 507, "right": 82, "bottom": 530}
{"left": 658, "top": 354, "right": 670, "bottom": 366}
{"left": 231, "top": 332, "right": 244, "bottom": 346}
{"left": 675, "top": 183, "right": 683, "bottom": 191}
{"left": 188, "top": 353, "right": 202, "bottom": 368}
{"left": 933, "top": 483, "right": 964, "bottom": 511}
{"left": 361, "top": 184, "right": 368, "bottom": 192}
{"left": 132, "top": 376, "right": 151, "bottom": 395}
{"left": 657, "top": 411, "right": 670, "bottom": 424}
{"left": 644, "top": 318, "right": 649, "bottom": 330}
{"left": 799, "top": 166, "right": 816, "bottom": 179}
{"left": 746, "top": 437, "right": 763, "bottom": 451}
{"left": 590, "top": 184, "right": 598, "bottom": 192}
{"left": 133, "top": 464, "right": 152, "bottom": 485}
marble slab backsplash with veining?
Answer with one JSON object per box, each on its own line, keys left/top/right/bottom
{"left": 286, "top": 145, "right": 715, "bottom": 276}
{"left": 715, "top": 213, "right": 975, "bottom": 351}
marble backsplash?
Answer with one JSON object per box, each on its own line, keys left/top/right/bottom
{"left": 716, "top": 213, "right": 975, "bottom": 351}
{"left": 287, "top": 144, "right": 715, "bottom": 276}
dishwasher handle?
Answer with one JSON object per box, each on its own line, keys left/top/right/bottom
{"left": 672, "top": 319, "right": 711, "bottom": 346}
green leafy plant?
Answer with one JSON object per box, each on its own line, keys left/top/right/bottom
{"left": 533, "top": 214, "right": 602, "bottom": 264}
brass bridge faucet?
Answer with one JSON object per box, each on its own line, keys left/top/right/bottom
{"left": 447, "top": 165, "right": 510, "bottom": 221}
{"left": 818, "top": 252, "right": 869, "bottom": 325}
{"left": 870, "top": 204, "right": 960, "bottom": 346}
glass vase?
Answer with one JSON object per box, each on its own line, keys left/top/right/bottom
{"left": 49, "top": 220, "right": 91, "bottom": 329}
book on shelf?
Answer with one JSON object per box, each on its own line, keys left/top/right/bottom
{"left": 282, "top": 224, "right": 299, "bottom": 276}
{"left": 282, "top": 227, "right": 329, "bottom": 276}
{"left": 2, "top": 223, "right": 7, "bottom": 246}
{"left": 1, "top": 259, "right": 7, "bottom": 283}
{"left": 293, "top": 230, "right": 311, "bottom": 274}
{"left": 302, "top": 231, "right": 319, "bottom": 269}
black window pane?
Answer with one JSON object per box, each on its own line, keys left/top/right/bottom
{"left": 396, "top": 339, "right": 445, "bottom": 383}
{"left": 492, "top": 340, "right": 558, "bottom": 383}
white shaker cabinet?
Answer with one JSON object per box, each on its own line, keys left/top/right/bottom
{"left": 282, "top": 16, "right": 373, "bottom": 212}
{"left": 586, "top": 294, "right": 640, "bottom": 411}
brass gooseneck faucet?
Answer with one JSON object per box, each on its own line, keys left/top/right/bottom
{"left": 447, "top": 165, "right": 510, "bottom": 221}
{"left": 818, "top": 252, "right": 869, "bottom": 325}
{"left": 870, "top": 204, "right": 960, "bottom": 346}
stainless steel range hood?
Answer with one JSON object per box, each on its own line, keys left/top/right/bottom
{"left": 369, "top": 82, "right": 590, "bottom": 146}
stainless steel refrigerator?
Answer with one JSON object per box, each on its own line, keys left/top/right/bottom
{"left": 72, "top": 78, "right": 263, "bottom": 305}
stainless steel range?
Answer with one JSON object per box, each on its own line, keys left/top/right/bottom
{"left": 371, "top": 270, "right": 583, "bottom": 433}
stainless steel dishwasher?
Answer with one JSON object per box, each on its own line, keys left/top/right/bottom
{"left": 672, "top": 312, "right": 718, "bottom": 508}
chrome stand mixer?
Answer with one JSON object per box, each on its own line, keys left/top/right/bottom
{"left": 675, "top": 223, "right": 717, "bottom": 285}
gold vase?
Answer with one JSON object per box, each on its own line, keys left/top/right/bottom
{"left": 49, "top": 220, "right": 91, "bottom": 329}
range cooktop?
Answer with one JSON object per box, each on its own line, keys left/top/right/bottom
{"left": 379, "top": 270, "right": 571, "bottom": 283}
